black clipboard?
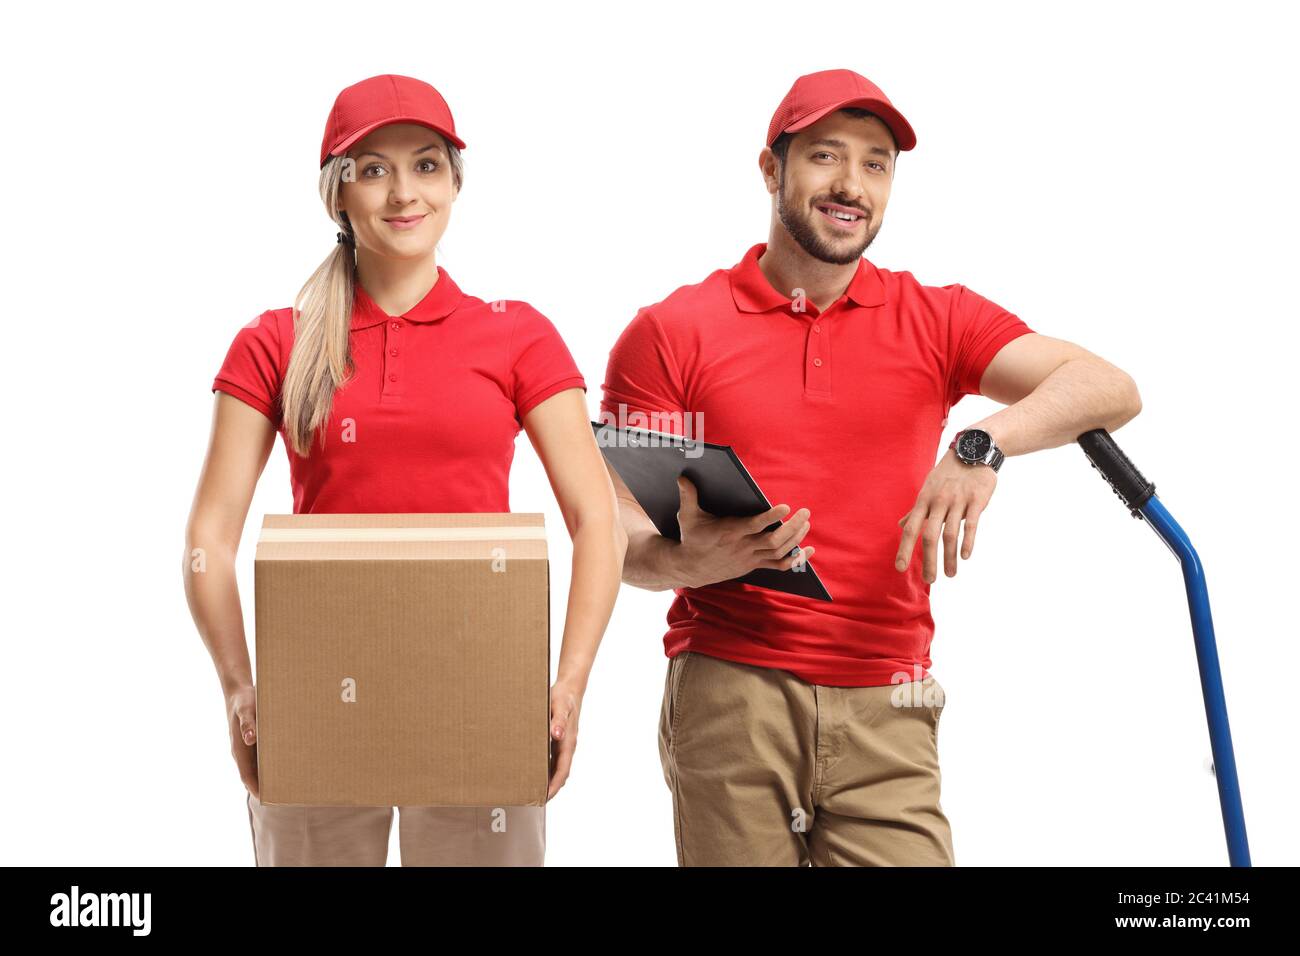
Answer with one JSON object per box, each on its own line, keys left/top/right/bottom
{"left": 592, "top": 421, "right": 832, "bottom": 601}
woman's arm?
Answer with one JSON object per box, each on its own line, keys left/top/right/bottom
{"left": 521, "top": 387, "right": 628, "bottom": 800}
{"left": 181, "top": 393, "right": 277, "bottom": 797}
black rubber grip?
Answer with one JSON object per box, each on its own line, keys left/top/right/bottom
{"left": 1077, "top": 428, "right": 1155, "bottom": 519}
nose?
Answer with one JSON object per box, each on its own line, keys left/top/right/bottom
{"left": 830, "top": 167, "right": 866, "bottom": 205}
{"left": 387, "top": 166, "right": 419, "bottom": 205}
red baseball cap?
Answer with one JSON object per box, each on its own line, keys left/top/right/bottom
{"left": 766, "top": 69, "right": 916, "bottom": 152}
{"left": 320, "top": 74, "right": 466, "bottom": 168}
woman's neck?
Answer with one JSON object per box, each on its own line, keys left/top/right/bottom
{"left": 354, "top": 251, "right": 441, "bottom": 317}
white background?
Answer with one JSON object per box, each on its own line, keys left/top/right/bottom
{"left": 4, "top": 0, "right": 1294, "bottom": 866}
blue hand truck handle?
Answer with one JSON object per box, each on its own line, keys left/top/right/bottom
{"left": 1078, "top": 428, "right": 1251, "bottom": 866}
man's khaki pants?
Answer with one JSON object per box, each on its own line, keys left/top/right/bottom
{"left": 658, "top": 650, "right": 955, "bottom": 866}
{"left": 245, "top": 795, "right": 545, "bottom": 866}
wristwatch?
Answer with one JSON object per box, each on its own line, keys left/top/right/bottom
{"left": 949, "top": 427, "right": 1004, "bottom": 473}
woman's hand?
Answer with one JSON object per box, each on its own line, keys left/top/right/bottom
{"left": 227, "top": 684, "right": 259, "bottom": 800}
{"left": 546, "top": 678, "right": 583, "bottom": 801}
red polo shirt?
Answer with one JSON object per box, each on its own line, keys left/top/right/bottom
{"left": 600, "top": 242, "right": 1034, "bottom": 686}
{"left": 212, "top": 266, "right": 586, "bottom": 514}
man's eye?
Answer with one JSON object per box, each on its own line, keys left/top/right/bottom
{"left": 814, "top": 151, "right": 834, "bottom": 160}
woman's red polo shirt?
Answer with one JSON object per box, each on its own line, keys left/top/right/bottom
{"left": 600, "top": 242, "right": 1035, "bottom": 687}
{"left": 212, "top": 267, "right": 586, "bottom": 514}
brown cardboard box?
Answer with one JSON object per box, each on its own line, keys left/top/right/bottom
{"left": 253, "top": 512, "right": 550, "bottom": 807}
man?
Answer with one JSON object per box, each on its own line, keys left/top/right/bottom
{"left": 600, "top": 69, "right": 1142, "bottom": 866}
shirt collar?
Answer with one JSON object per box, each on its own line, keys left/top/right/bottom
{"left": 351, "top": 266, "right": 464, "bottom": 330}
{"left": 728, "top": 241, "right": 885, "bottom": 313}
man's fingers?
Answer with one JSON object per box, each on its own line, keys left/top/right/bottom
{"left": 760, "top": 544, "right": 815, "bottom": 571}
{"left": 746, "top": 502, "right": 793, "bottom": 534}
{"left": 755, "top": 509, "right": 809, "bottom": 555}
{"left": 942, "top": 499, "right": 963, "bottom": 577}
{"left": 896, "top": 512, "right": 921, "bottom": 571}
{"left": 676, "top": 475, "right": 699, "bottom": 517}
{"left": 922, "top": 505, "right": 948, "bottom": 583}
{"left": 961, "top": 505, "right": 981, "bottom": 559}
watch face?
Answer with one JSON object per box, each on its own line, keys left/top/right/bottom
{"left": 957, "top": 429, "right": 991, "bottom": 460}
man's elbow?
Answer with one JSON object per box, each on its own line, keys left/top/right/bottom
{"left": 614, "top": 519, "right": 630, "bottom": 565}
{"left": 1109, "top": 371, "right": 1143, "bottom": 430}
{"left": 1124, "top": 372, "right": 1143, "bottom": 418}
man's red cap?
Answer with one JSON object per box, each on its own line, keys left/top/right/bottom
{"left": 766, "top": 69, "right": 915, "bottom": 152}
{"left": 320, "top": 74, "right": 465, "bottom": 168}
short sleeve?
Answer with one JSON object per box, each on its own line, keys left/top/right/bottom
{"left": 211, "top": 310, "right": 284, "bottom": 427}
{"left": 509, "top": 304, "right": 587, "bottom": 425}
{"left": 599, "top": 306, "right": 691, "bottom": 437}
{"left": 945, "top": 284, "right": 1035, "bottom": 408}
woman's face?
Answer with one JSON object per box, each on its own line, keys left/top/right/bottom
{"left": 339, "top": 122, "right": 457, "bottom": 259}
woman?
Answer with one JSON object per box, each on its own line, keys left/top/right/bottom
{"left": 182, "top": 74, "right": 626, "bottom": 866}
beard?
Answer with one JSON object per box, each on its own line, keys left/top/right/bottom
{"left": 776, "top": 167, "right": 878, "bottom": 265}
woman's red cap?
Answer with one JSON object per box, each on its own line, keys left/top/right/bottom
{"left": 320, "top": 74, "right": 465, "bottom": 168}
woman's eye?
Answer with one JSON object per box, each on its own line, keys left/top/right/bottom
{"left": 418, "top": 160, "right": 440, "bottom": 173}
{"left": 363, "top": 164, "right": 386, "bottom": 178}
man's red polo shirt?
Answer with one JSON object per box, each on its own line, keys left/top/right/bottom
{"left": 600, "top": 242, "right": 1034, "bottom": 686}
{"left": 212, "top": 266, "right": 586, "bottom": 514}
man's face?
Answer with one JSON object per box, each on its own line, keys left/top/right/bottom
{"left": 767, "top": 111, "right": 895, "bottom": 264}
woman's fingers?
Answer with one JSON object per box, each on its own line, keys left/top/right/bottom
{"left": 547, "top": 730, "right": 576, "bottom": 800}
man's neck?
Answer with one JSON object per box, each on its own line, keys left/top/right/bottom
{"left": 757, "top": 230, "right": 858, "bottom": 313}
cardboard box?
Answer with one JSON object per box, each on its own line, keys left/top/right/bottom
{"left": 253, "top": 513, "right": 550, "bottom": 807}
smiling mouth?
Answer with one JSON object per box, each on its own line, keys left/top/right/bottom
{"left": 815, "top": 204, "right": 867, "bottom": 230}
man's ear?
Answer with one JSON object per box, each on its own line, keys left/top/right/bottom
{"left": 758, "top": 148, "right": 779, "bottom": 195}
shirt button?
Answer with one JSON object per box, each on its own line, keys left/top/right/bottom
{"left": 390, "top": 348, "right": 398, "bottom": 356}
{"left": 813, "top": 358, "right": 823, "bottom": 367}
{"left": 388, "top": 374, "right": 397, "bottom": 382}
{"left": 390, "top": 322, "right": 400, "bottom": 331}
{"left": 813, "top": 325, "right": 821, "bottom": 333}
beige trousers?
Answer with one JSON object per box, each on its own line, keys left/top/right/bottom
{"left": 245, "top": 793, "right": 545, "bottom": 866}
{"left": 659, "top": 650, "right": 955, "bottom": 866}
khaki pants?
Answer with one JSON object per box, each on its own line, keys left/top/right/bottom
{"left": 245, "top": 793, "right": 545, "bottom": 866}
{"left": 658, "top": 650, "right": 954, "bottom": 866}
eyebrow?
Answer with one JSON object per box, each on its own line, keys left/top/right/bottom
{"left": 808, "top": 138, "right": 893, "bottom": 160}
{"left": 355, "top": 142, "right": 445, "bottom": 162}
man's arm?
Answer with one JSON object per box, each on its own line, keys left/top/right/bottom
{"left": 964, "top": 332, "right": 1143, "bottom": 456}
{"left": 604, "top": 460, "right": 692, "bottom": 591}
{"left": 604, "top": 459, "right": 813, "bottom": 592}
{"left": 896, "top": 332, "right": 1143, "bottom": 582}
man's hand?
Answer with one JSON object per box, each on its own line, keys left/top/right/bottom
{"left": 895, "top": 448, "right": 997, "bottom": 583}
{"left": 675, "top": 475, "right": 814, "bottom": 589}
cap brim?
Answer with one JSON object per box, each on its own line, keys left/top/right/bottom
{"left": 322, "top": 115, "right": 466, "bottom": 167}
{"left": 780, "top": 97, "right": 916, "bottom": 151}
